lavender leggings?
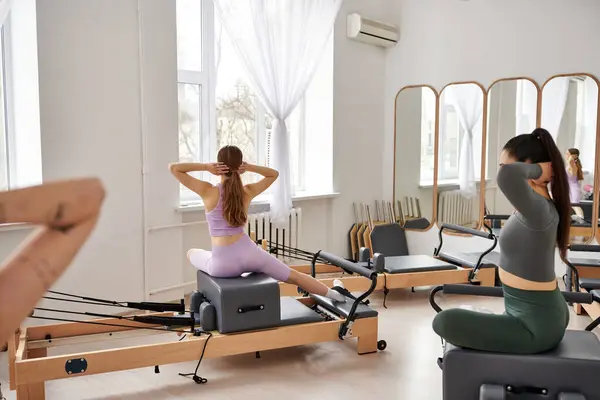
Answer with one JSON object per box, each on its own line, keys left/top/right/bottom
{"left": 188, "top": 234, "right": 292, "bottom": 282}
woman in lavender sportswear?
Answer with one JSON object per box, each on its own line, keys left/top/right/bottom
{"left": 169, "top": 145, "right": 345, "bottom": 303}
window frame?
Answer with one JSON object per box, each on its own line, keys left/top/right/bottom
{"left": 176, "top": 0, "right": 308, "bottom": 205}
{"left": 0, "top": 18, "right": 14, "bottom": 191}
{"left": 438, "top": 103, "right": 461, "bottom": 182}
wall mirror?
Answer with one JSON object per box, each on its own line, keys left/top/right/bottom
{"left": 542, "top": 74, "right": 599, "bottom": 244}
{"left": 436, "top": 82, "right": 485, "bottom": 234}
{"left": 485, "top": 78, "right": 539, "bottom": 234}
{"left": 393, "top": 86, "right": 437, "bottom": 230}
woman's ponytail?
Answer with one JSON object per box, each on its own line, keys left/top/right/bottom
{"left": 534, "top": 128, "right": 571, "bottom": 259}
{"left": 575, "top": 158, "right": 584, "bottom": 181}
{"left": 221, "top": 170, "right": 247, "bottom": 227}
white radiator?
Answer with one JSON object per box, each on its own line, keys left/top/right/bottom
{"left": 438, "top": 190, "right": 473, "bottom": 226}
{"left": 245, "top": 208, "right": 303, "bottom": 261}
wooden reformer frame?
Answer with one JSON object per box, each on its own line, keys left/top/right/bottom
{"left": 279, "top": 262, "right": 496, "bottom": 297}
{"left": 7, "top": 295, "right": 380, "bottom": 400}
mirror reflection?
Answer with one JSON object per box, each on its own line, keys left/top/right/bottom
{"left": 394, "top": 86, "right": 436, "bottom": 230}
{"left": 542, "top": 75, "right": 598, "bottom": 243}
{"left": 436, "top": 83, "right": 485, "bottom": 231}
{"left": 485, "top": 79, "right": 539, "bottom": 233}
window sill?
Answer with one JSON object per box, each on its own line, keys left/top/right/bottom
{"left": 177, "top": 191, "right": 340, "bottom": 213}
{"left": 0, "top": 223, "right": 34, "bottom": 233}
{"left": 419, "top": 179, "right": 491, "bottom": 189}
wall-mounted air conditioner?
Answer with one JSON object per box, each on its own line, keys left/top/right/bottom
{"left": 346, "top": 13, "right": 399, "bottom": 48}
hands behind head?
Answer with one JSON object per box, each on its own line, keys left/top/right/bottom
{"left": 209, "top": 161, "right": 248, "bottom": 176}
{"left": 532, "top": 162, "right": 553, "bottom": 186}
{"left": 208, "top": 162, "right": 230, "bottom": 176}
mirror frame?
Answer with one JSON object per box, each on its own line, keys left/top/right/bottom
{"left": 540, "top": 73, "right": 600, "bottom": 245}
{"left": 392, "top": 85, "right": 439, "bottom": 232}
{"left": 393, "top": 73, "right": 600, "bottom": 242}
{"left": 481, "top": 77, "right": 542, "bottom": 230}
{"left": 434, "top": 81, "right": 487, "bottom": 236}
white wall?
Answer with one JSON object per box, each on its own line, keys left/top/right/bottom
{"left": 384, "top": 0, "right": 600, "bottom": 273}
{"left": 34, "top": 0, "right": 146, "bottom": 302}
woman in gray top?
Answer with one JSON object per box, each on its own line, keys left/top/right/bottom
{"left": 433, "top": 128, "right": 571, "bottom": 354}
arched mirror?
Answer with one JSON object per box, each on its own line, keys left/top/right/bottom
{"left": 436, "top": 82, "right": 485, "bottom": 233}
{"left": 485, "top": 78, "right": 540, "bottom": 236}
{"left": 542, "top": 75, "right": 599, "bottom": 244}
{"left": 393, "top": 86, "right": 437, "bottom": 230}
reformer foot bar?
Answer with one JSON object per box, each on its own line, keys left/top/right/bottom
{"left": 430, "top": 284, "right": 600, "bottom": 399}
{"left": 433, "top": 220, "right": 505, "bottom": 285}
{"left": 564, "top": 244, "right": 600, "bottom": 325}
{"left": 278, "top": 223, "right": 497, "bottom": 298}
{"left": 7, "top": 251, "right": 384, "bottom": 400}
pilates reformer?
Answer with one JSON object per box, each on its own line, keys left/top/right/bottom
{"left": 366, "top": 223, "right": 496, "bottom": 297}
{"left": 278, "top": 223, "right": 497, "bottom": 305}
{"left": 564, "top": 244, "right": 600, "bottom": 325}
{"left": 7, "top": 251, "right": 385, "bottom": 400}
{"left": 430, "top": 283, "right": 600, "bottom": 400}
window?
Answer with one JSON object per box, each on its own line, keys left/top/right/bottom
{"left": 574, "top": 77, "right": 597, "bottom": 175}
{"left": 0, "top": 24, "right": 9, "bottom": 190}
{"left": 431, "top": 94, "right": 486, "bottom": 187}
{"left": 438, "top": 104, "right": 461, "bottom": 182}
{"left": 0, "top": 5, "right": 42, "bottom": 192}
{"left": 176, "top": 0, "right": 329, "bottom": 205}
{"left": 419, "top": 88, "right": 435, "bottom": 185}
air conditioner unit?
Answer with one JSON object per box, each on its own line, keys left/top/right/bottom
{"left": 346, "top": 13, "right": 399, "bottom": 48}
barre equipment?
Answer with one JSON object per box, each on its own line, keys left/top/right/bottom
{"left": 430, "top": 284, "right": 600, "bottom": 400}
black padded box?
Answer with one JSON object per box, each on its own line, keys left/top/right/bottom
{"left": 197, "top": 271, "right": 281, "bottom": 333}
{"left": 442, "top": 330, "right": 600, "bottom": 399}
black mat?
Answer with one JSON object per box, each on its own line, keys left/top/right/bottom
{"left": 383, "top": 255, "right": 458, "bottom": 274}
{"left": 568, "top": 257, "right": 600, "bottom": 268}
{"left": 438, "top": 251, "right": 499, "bottom": 269}
{"left": 580, "top": 278, "right": 600, "bottom": 291}
{"left": 310, "top": 294, "right": 378, "bottom": 319}
{"left": 279, "top": 297, "right": 325, "bottom": 326}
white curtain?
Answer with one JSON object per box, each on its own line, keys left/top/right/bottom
{"left": 541, "top": 77, "right": 569, "bottom": 139}
{"left": 213, "top": 0, "right": 343, "bottom": 225}
{"left": 0, "top": 0, "right": 12, "bottom": 26}
{"left": 444, "top": 84, "right": 483, "bottom": 195}
{"left": 575, "top": 78, "right": 598, "bottom": 174}
{"left": 515, "top": 80, "right": 538, "bottom": 135}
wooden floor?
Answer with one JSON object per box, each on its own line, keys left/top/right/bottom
{"left": 1, "top": 287, "right": 598, "bottom": 400}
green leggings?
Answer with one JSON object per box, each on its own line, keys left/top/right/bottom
{"left": 432, "top": 284, "right": 569, "bottom": 354}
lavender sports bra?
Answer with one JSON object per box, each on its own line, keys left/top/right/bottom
{"left": 205, "top": 183, "right": 245, "bottom": 237}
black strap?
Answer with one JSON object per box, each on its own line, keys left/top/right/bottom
{"left": 382, "top": 274, "right": 389, "bottom": 309}
{"left": 237, "top": 305, "right": 264, "bottom": 313}
{"left": 331, "top": 286, "right": 370, "bottom": 305}
{"left": 179, "top": 330, "right": 212, "bottom": 385}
